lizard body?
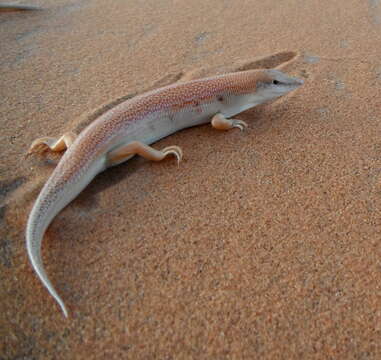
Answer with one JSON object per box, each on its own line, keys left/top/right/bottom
{"left": 26, "top": 69, "right": 304, "bottom": 317}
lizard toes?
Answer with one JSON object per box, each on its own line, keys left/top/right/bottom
{"left": 27, "top": 142, "right": 49, "bottom": 155}
{"left": 232, "top": 120, "right": 248, "bottom": 131}
{"left": 162, "top": 145, "right": 183, "bottom": 165}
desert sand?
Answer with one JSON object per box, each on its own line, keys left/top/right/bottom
{"left": 1, "top": 0, "right": 380, "bottom": 358}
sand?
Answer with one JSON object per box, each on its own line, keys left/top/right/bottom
{"left": 1, "top": 0, "right": 380, "bottom": 358}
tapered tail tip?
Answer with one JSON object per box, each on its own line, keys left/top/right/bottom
{"left": 62, "top": 307, "right": 69, "bottom": 318}
{"left": 59, "top": 301, "right": 69, "bottom": 318}
{"left": 53, "top": 293, "right": 68, "bottom": 317}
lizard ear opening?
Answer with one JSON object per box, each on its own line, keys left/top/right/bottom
{"left": 272, "top": 80, "right": 280, "bottom": 85}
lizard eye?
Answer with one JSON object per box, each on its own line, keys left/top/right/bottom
{"left": 273, "top": 80, "right": 280, "bottom": 85}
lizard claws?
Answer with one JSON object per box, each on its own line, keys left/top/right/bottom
{"left": 27, "top": 142, "right": 49, "bottom": 156}
{"left": 232, "top": 120, "right": 248, "bottom": 131}
{"left": 161, "top": 145, "right": 183, "bottom": 165}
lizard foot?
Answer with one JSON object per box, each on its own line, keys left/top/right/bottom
{"left": 211, "top": 113, "right": 248, "bottom": 132}
{"left": 27, "top": 132, "right": 77, "bottom": 156}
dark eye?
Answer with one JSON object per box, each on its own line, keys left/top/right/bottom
{"left": 273, "top": 80, "right": 280, "bottom": 85}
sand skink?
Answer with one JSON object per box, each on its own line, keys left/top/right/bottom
{"left": 26, "top": 69, "right": 304, "bottom": 317}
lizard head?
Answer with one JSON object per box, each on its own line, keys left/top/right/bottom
{"left": 215, "top": 69, "right": 304, "bottom": 118}
{"left": 255, "top": 69, "right": 304, "bottom": 100}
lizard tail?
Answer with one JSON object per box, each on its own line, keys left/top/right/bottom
{"left": 25, "top": 156, "right": 105, "bottom": 318}
{"left": 26, "top": 194, "right": 69, "bottom": 318}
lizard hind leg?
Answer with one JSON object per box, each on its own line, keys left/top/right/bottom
{"left": 27, "top": 131, "right": 77, "bottom": 156}
{"left": 107, "top": 141, "right": 183, "bottom": 167}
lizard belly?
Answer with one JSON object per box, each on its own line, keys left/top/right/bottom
{"left": 110, "top": 102, "right": 221, "bottom": 152}
{"left": 144, "top": 102, "right": 220, "bottom": 144}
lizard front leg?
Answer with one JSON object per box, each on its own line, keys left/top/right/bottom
{"left": 211, "top": 113, "right": 248, "bottom": 131}
{"left": 27, "top": 131, "right": 77, "bottom": 155}
{"left": 107, "top": 141, "right": 183, "bottom": 167}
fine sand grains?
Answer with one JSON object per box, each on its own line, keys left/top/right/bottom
{"left": 1, "top": 0, "right": 380, "bottom": 358}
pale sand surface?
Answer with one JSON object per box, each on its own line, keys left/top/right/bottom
{"left": 1, "top": 0, "right": 381, "bottom": 358}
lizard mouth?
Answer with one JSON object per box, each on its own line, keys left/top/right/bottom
{"left": 276, "top": 77, "right": 304, "bottom": 93}
{"left": 279, "top": 76, "right": 304, "bottom": 88}
{"left": 265, "top": 69, "right": 304, "bottom": 92}
{"left": 289, "top": 77, "right": 304, "bottom": 88}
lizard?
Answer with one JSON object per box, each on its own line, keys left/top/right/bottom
{"left": 26, "top": 68, "right": 304, "bottom": 317}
